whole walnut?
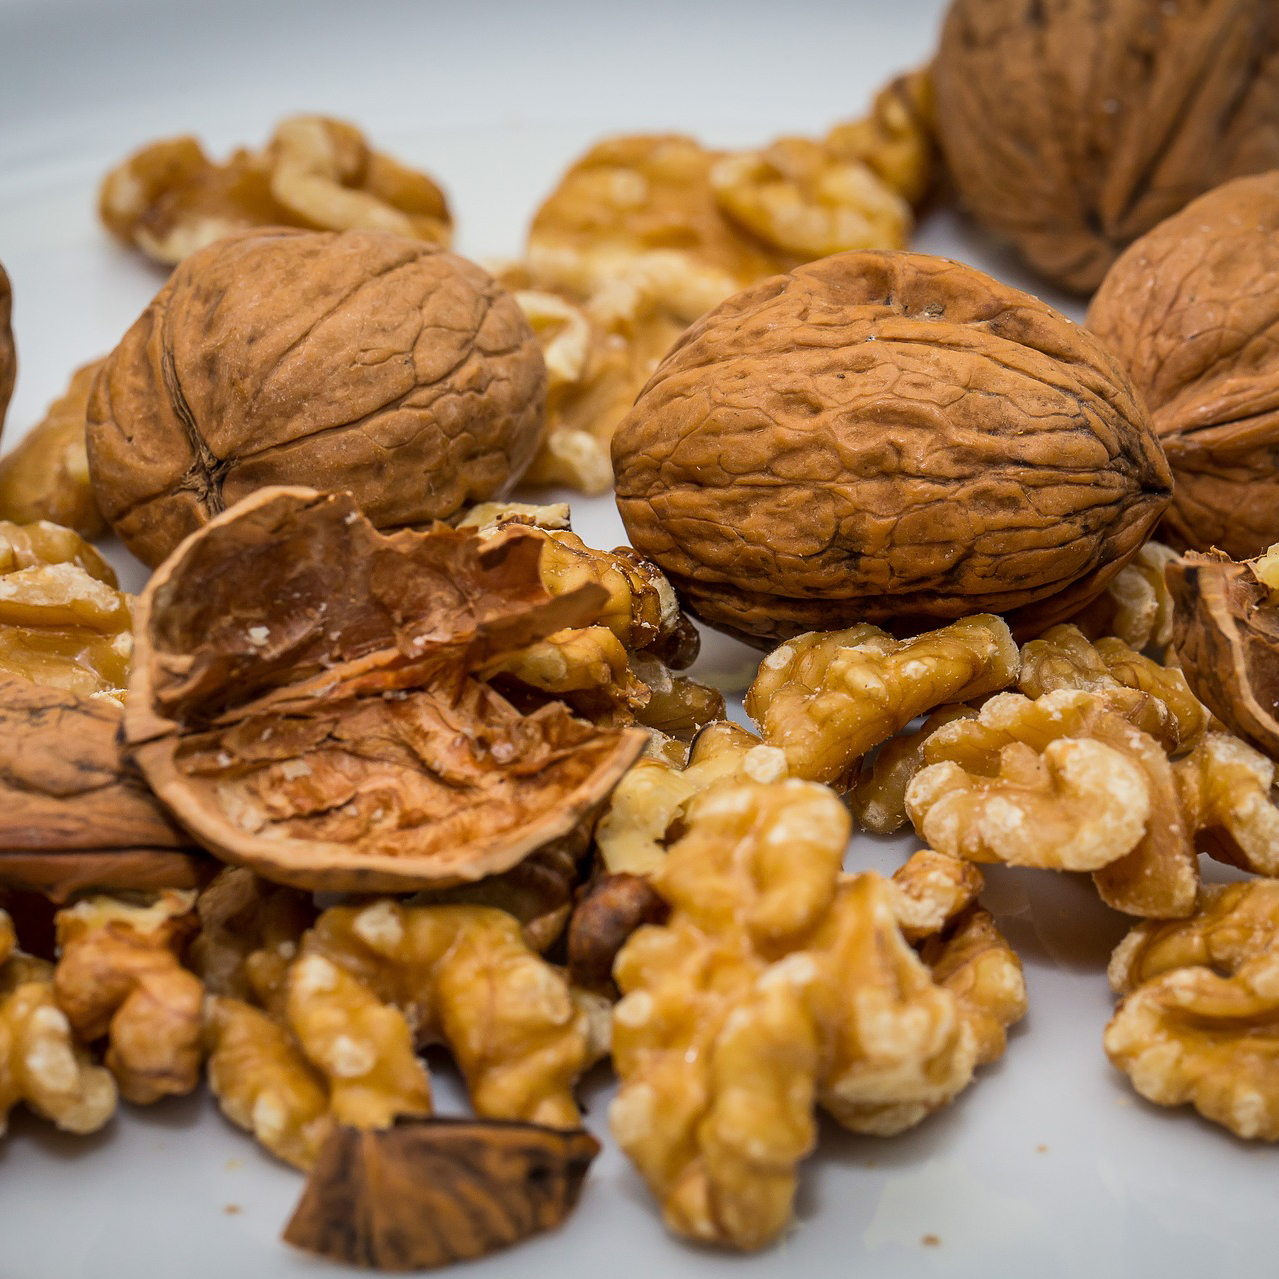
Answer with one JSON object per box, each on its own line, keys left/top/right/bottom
{"left": 612, "top": 250, "right": 1171, "bottom": 647}
{"left": 934, "top": 0, "right": 1279, "bottom": 294}
{"left": 1087, "top": 172, "right": 1279, "bottom": 558}
{"left": 86, "top": 228, "right": 545, "bottom": 566}
{"left": 0, "top": 262, "right": 14, "bottom": 437}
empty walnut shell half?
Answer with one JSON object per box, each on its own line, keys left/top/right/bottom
{"left": 86, "top": 227, "right": 545, "bottom": 567}
{"left": 0, "top": 674, "right": 212, "bottom": 902}
{"left": 0, "top": 262, "right": 13, "bottom": 437}
{"left": 1167, "top": 547, "right": 1279, "bottom": 759}
{"left": 613, "top": 250, "right": 1171, "bottom": 647}
{"left": 934, "top": 0, "right": 1279, "bottom": 293}
{"left": 283, "top": 1118, "right": 600, "bottom": 1271}
{"left": 124, "top": 487, "right": 646, "bottom": 893}
{"left": 1088, "top": 172, "right": 1279, "bottom": 558}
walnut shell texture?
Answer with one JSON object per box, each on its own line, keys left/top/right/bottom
{"left": 1087, "top": 172, "right": 1279, "bottom": 557}
{"left": 0, "top": 262, "right": 14, "bottom": 438}
{"left": 283, "top": 1118, "right": 600, "bottom": 1271}
{"left": 934, "top": 0, "right": 1279, "bottom": 294}
{"left": 125, "top": 487, "right": 645, "bottom": 893}
{"left": 612, "top": 250, "right": 1171, "bottom": 647}
{"left": 1167, "top": 551, "right": 1279, "bottom": 759}
{"left": 86, "top": 227, "right": 546, "bottom": 567}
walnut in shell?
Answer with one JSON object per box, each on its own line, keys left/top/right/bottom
{"left": 934, "top": 0, "right": 1279, "bottom": 293}
{"left": 613, "top": 250, "right": 1171, "bottom": 646}
{"left": 0, "top": 263, "right": 13, "bottom": 437}
{"left": 1088, "top": 172, "right": 1279, "bottom": 556}
{"left": 124, "top": 487, "right": 645, "bottom": 893}
{"left": 87, "top": 228, "right": 545, "bottom": 567}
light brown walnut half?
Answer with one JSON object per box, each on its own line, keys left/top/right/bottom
{"left": 52, "top": 891, "right": 203, "bottom": 1104}
{"left": 99, "top": 115, "right": 451, "bottom": 267}
{"left": 125, "top": 488, "right": 645, "bottom": 893}
{"left": 0, "top": 361, "right": 106, "bottom": 539}
{"left": 1068, "top": 540, "right": 1178, "bottom": 654}
{"left": 1088, "top": 172, "right": 1279, "bottom": 557}
{"left": 935, "top": 0, "right": 1279, "bottom": 293}
{"left": 87, "top": 228, "right": 544, "bottom": 567}
{"left": 908, "top": 689, "right": 1198, "bottom": 918}
{"left": 0, "top": 263, "right": 13, "bottom": 438}
{"left": 0, "top": 951, "right": 116, "bottom": 1137}
{"left": 746, "top": 615, "right": 1018, "bottom": 784}
{"left": 613, "top": 251, "right": 1171, "bottom": 646}
{"left": 1175, "top": 734, "right": 1279, "bottom": 877}
{"left": 889, "top": 848, "right": 985, "bottom": 945}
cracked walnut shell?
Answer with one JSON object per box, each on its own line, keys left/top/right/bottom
{"left": 99, "top": 115, "right": 451, "bottom": 267}
{"left": 613, "top": 250, "right": 1171, "bottom": 647}
{"left": 1088, "top": 173, "right": 1279, "bottom": 557}
{"left": 935, "top": 0, "right": 1279, "bottom": 293}
{"left": 124, "top": 487, "right": 645, "bottom": 893}
{"left": 86, "top": 227, "right": 545, "bottom": 567}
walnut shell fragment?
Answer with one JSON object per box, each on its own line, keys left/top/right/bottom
{"left": 1167, "top": 547, "right": 1279, "bottom": 759}
{"left": 87, "top": 227, "right": 545, "bottom": 567}
{"left": 0, "top": 675, "right": 211, "bottom": 902}
{"left": 1088, "top": 173, "right": 1279, "bottom": 557}
{"left": 125, "top": 487, "right": 646, "bottom": 893}
{"left": 0, "top": 263, "right": 13, "bottom": 437}
{"left": 935, "top": 0, "right": 1279, "bottom": 293}
{"left": 282, "top": 1118, "right": 599, "bottom": 1271}
{"left": 613, "top": 250, "right": 1171, "bottom": 646}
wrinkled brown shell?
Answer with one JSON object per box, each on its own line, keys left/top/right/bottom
{"left": 935, "top": 0, "right": 1279, "bottom": 294}
{"left": 0, "top": 262, "right": 14, "bottom": 437}
{"left": 0, "top": 674, "right": 211, "bottom": 901}
{"left": 86, "top": 227, "right": 545, "bottom": 567}
{"left": 283, "top": 1118, "right": 600, "bottom": 1271}
{"left": 1088, "top": 172, "right": 1279, "bottom": 557}
{"left": 613, "top": 250, "right": 1171, "bottom": 646}
{"left": 1167, "top": 551, "right": 1279, "bottom": 758}
{"left": 124, "top": 487, "right": 645, "bottom": 893}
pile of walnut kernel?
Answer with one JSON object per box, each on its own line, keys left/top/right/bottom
{"left": 2, "top": 3, "right": 1279, "bottom": 1269}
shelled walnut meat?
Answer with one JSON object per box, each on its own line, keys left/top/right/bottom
{"left": 613, "top": 250, "right": 1171, "bottom": 647}
{"left": 124, "top": 487, "right": 645, "bottom": 893}
{"left": 934, "top": 0, "right": 1279, "bottom": 293}
{"left": 1088, "top": 172, "right": 1279, "bottom": 558}
{"left": 87, "top": 227, "right": 545, "bottom": 567}
{"left": 100, "top": 115, "right": 452, "bottom": 266}
{"left": 0, "top": 263, "right": 13, "bottom": 436}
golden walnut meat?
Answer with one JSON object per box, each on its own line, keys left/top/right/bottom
{"left": 99, "top": 115, "right": 451, "bottom": 266}
{"left": 1088, "top": 173, "right": 1279, "bottom": 557}
{"left": 0, "top": 361, "right": 107, "bottom": 539}
{"left": 613, "top": 251, "right": 1171, "bottom": 647}
{"left": 745, "top": 615, "right": 1018, "bottom": 784}
{"left": 87, "top": 228, "right": 545, "bottom": 567}
{"left": 1068, "top": 540, "right": 1178, "bottom": 654}
{"left": 125, "top": 488, "right": 645, "bottom": 893}
{"left": 1175, "top": 733, "right": 1279, "bottom": 877}
{"left": 935, "top": 0, "right": 1279, "bottom": 294}
{"left": 0, "top": 263, "right": 13, "bottom": 437}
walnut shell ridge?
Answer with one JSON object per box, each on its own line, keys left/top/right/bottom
{"left": 612, "top": 250, "right": 1172, "bottom": 647}
{"left": 1088, "top": 171, "right": 1279, "bottom": 558}
{"left": 934, "top": 0, "right": 1279, "bottom": 294}
{"left": 86, "top": 227, "right": 546, "bottom": 566}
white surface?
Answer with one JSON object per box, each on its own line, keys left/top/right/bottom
{"left": 0, "top": 3, "right": 1269, "bottom": 1277}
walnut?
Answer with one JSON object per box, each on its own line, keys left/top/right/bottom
{"left": 613, "top": 251, "right": 1171, "bottom": 646}
{"left": 283, "top": 1118, "right": 599, "bottom": 1270}
{"left": 934, "top": 0, "right": 1279, "bottom": 293}
{"left": 1105, "top": 887, "right": 1279, "bottom": 1142}
{"left": 52, "top": 890, "right": 203, "bottom": 1104}
{"left": 908, "top": 689, "right": 1198, "bottom": 917}
{"left": 0, "top": 361, "right": 106, "bottom": 539}
{"left": 1068, "top": 540, "right": 1178, "bottom": 654}
{"left": 850, "top": 707, "right": 977, "bottom": 836}
{"left": 1174, "top": 733, "right": 1279, "bottom": 878}
{"left": 1018, "top": 624, "right": 1206, "bottom": 753}
{"left": 566, "top": 871, "right": 669, "bottom": 993}
{"left": 1088, "top": 173, "right": 1279, "bottom": 556}
{"left": 124, "top": 489, "right": 645, "bottom": 893}
{"left": 0, "top": 675, "right": 209, "bottom": 903}
{"left": 610, "top": 781, "right": 1007, "bottom": 1250}
{"left": 746, "top": 615, "right": 1018, "bottom": 784}
{"left": 0, "top": 263, "right": 13, "bottom": 437}
{"left": 888, "top": 848, "right": 985, "bottom": 944}
{"left": 0, "top": 950, "right": 117, "bottom": 1136}
{"left": 1167, "top": 545, "right": 1279, "bottom": 759}
{"left": 87, "top": 229, "right": 544, "bottom": 567}
{"left": 99, "top": 115, "right": 451, "bottom": 267}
